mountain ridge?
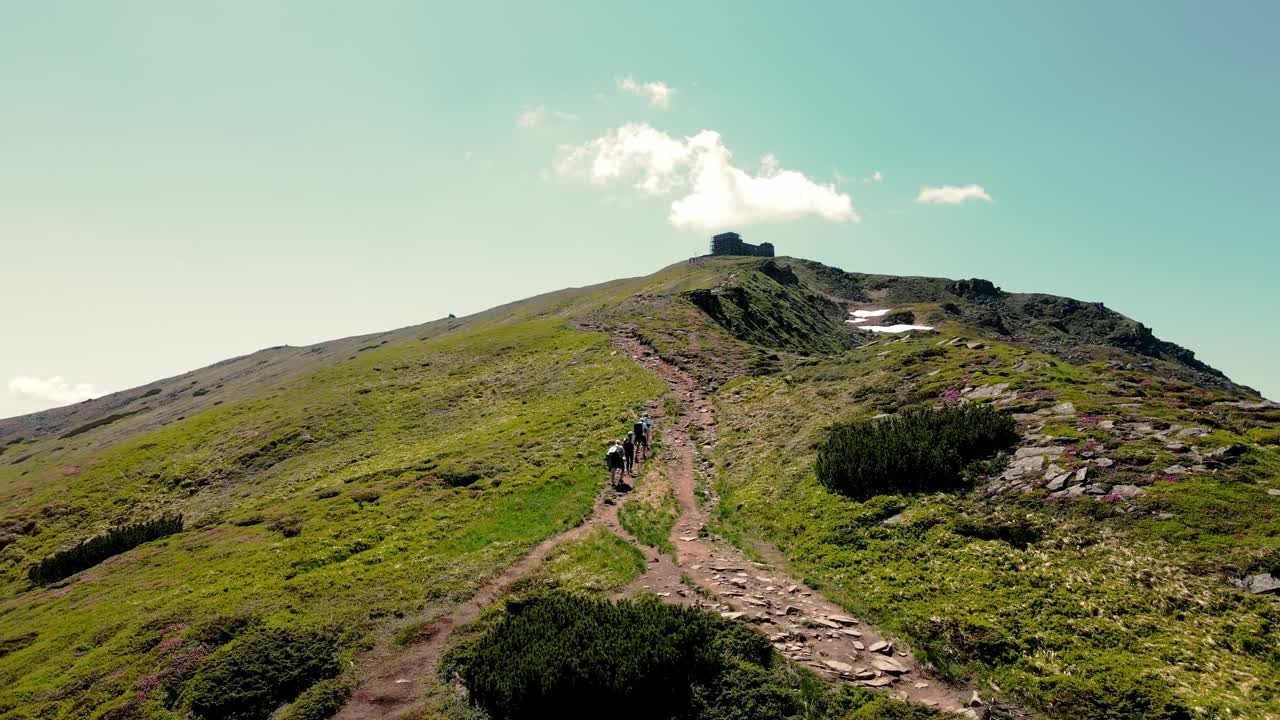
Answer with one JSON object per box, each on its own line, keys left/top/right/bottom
{"left": 2, "top": 254, "right": 1277, "bottom": 720}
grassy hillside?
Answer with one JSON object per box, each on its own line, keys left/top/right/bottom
{"left": 0, "top": 319, "right": 664, "bottom": 718}
{"left": 1, "top": 254, "right": 1276, "bottom": 719}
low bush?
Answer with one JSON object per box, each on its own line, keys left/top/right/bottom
{"left": 28, "top": 515, "right": 183, "bottom": 585}
{"left": 952, "top": 512, "right": 1041, "bottom": 549}
{"left": 1032, "top": 670, "right": 1192, "bottom": 720}
{"left": 816, "top": 405, "right": 1017, "bottom": 499}
{"left": 444, "top": 593, "right": 782, "bottom": 720}
{"left": 279, "top": 679, "right": 351, "bottom": 720}
{"left": 182, "top": 623, "right": 343, "bottom": 720}
{"left": 827, "top": 686, "right": 946, "bottom": 719}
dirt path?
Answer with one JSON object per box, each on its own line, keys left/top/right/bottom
{"left": 338, "top": 334, "right": 982, "bottom": 719}
{"left": 613, "top": 335, "right": 982, "bottom": 717}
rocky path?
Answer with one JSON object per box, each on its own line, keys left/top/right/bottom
{"left": 613, "top": 335, "right": 981, "bottom": 716}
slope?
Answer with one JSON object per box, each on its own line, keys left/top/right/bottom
{"left": 0, "top": 255, "right": 1276, "bottom": 720}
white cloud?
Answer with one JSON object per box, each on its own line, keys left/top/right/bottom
{"left": 516, "top": 105, "right": 578, "bottom": 128}
{"left": 870, "top": 170, "right": 883, "bottom": 182}
{"left": 617, "top": 77, "right": 674, "bottom": 109}
{"left": 915, "top": 184, "right": 992, "bottom": 205}
{"left": 555, "top": 123, "right": 858, "bottom": 230}
{"left": 8, "top": 375, "right": 100, "bottom": 406}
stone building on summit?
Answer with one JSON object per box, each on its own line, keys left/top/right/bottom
{"left": 708, "top": 232, "right": 774, "bottom": 257}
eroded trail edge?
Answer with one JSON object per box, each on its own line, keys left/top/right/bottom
{"left": 614, "top": 334, "right": 980, "bottom": 716}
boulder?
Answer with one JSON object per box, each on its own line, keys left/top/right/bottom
{"left": 1111, "top": 484, "right": 1143, "bottom": 499}
{"left": 1050, "top": 402, "right": 1076, "bottom": 416}
{"left": 1234, "top": 573, "right": 1280, "bottom": 595}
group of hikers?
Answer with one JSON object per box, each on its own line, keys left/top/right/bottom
{"left": 604, "top": 413, "right": 653, "bottom": 488}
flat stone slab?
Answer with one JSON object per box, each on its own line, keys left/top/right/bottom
{"left": 822, "top": 660, "right": 854, "bottom": 674}
{"left": 870, "top": 656, "right": 909, "bottom": 674}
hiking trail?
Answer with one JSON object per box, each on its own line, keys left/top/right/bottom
{"left": 336, "top": 333, "right": 983, "bottom": 719}
{"left": 612, "top": 335, "right": 981, "bottom": 716}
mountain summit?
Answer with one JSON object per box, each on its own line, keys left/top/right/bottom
{"left": 1, "top": 256, "right": 1277, "bottom": 720}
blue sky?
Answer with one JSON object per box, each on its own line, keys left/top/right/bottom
{"left": 2, "top": 1, "right": 1277, "bottom": 417}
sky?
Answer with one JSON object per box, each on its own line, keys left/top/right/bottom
{"left": 2, "top": 1, "right": 1277, "bottom": 419}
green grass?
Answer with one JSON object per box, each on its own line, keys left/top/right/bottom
{"left": 711, "top": 340, "right": 1280, "bottom": 718}
{"left": 524, "top": 528, "right": 647, "bottom": 596}
{"left": 619, "top": 477, "right": 679, "bottom": 555}
{"left": 0, "top": 319, "right": 665, "bottom": 718}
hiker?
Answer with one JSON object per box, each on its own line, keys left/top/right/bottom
{"left": 623, "top": 432, "right": 637, "bottom": 476}
{"left": 641, "top": 413, "right": 653, "bottom": 445}
{"left": 605, "top": 440, "right": 626, "bottom": 486}
{"left": 633, "top": 418, "right": 648, "bottom": 462}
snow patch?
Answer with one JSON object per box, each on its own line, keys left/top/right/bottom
{"left": 850, "top": 308, "right": 891, "bottom": 318}
{"left": 845, "top": 318, "right": 867, "bottom": 324}
{"left": 864, "top": 324, "right": 935, "bottom": 334}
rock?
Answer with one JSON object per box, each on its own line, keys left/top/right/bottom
{"left": 1046, "top": 474, "right": 1068, "bottom": 492}
{"left": 914, "top": 681, "right": 930, "bottom": 689}
{"left": 870, "top": 656, "right": 909, "bottom": 674}
{"left": 1043, "top": 462, "right": 1065, "bottom": 479}
{"left": 822, "top": 659, "right": 854, "bottom": 674}
{"left": 1011, "top": 455, "right": 1045, "bottom": 474}
{"left": 867, "top": 640, "right": 890, "bottom": 653}
{"left": 1234, "top": 573, "right": 1280, "bottom": 595}
{"left": 1015, "top": 446, "right": 1063, "bottom": 459}
{"left": 1051, "top": 402, "right": 1076, "bottom": 416}
{"left": 1177, "top": 426, "right": 1211, "bottom": 437}
{"left": 1269, "top": 489, "right": 1280, "bottom": 497}
{"left": 881, "top": 513, "right": 905, "bottom": 525}
{"left": 1207, "top": 444, "right": 1247, "bottom": 462}
{"left": 784, "top": 605, "right": 801, "bottom": 615}
{"left": 828, "top": 615, "right": 858, "bottom": 625}
{"left": 808, "top": 617, "right": 842, "bottom": 629}
{"left": 859, "top": 675, "right": 896, "bottom": 687}
{"left": 1094, "top": 457, "right": 1115, "bottom": 468}
{"left": 964, "top": 383, "right": 1010, "bottom": 400}
{"left": 1084, "top": 483, "right": 1107, "bottom": 495}
{"left": 1164, "top": 442, "right": 1187, "bottom": 452}
{"left": 969, "top": 690, "right": 984, "bottom": 707}
{"left": 965, "top": 341, "right": 985, "bottom": 350}
{"left": 1013, "top": 362, "right": 1033, "bottom": 373}
{"left": 721, "top": 612, "right": 746, "bottom": 620}
{"left": 1111, "top": 484, "right": 1143, "bottom": 499}
{"left": 1073, "top": 467, "right": 1088, "bottom": 484}
{"left": 1164, "top": 465, "right": 1191, "bottom": 475}
{"left": 853, "top": 640, "right": 865, "bottom": 651}
{"left": 1098, "top": 420, "right": 1115, "bottom": 430}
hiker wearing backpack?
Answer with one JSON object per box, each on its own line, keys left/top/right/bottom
{"left": 641, "top": 413, "right": 653, "bottom": 446}
{"left": 632, "top": 419, "right": 648, "bottom": 463}
{"left": 623, "top": 432, "right": 636, "bottom": 476}
{"left": 605, "top": 440, "right": 626, "bottom": 487}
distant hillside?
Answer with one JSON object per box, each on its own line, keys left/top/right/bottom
{"left": 1, "top": 255, "right": 1277, "bottom": 720}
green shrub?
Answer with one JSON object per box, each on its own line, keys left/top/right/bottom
{"left": 27, "top": 515, "right": 183, "bottom": 585}
{"left": 816, "top": 405, "right": 1017, "bottom": 499}
{"left": 952, "top": 512, "right": 1041, "bottom": 549}
{"left": 827, "top": 686, "right": 946, "bottom": 719}
{"left": 1032, "top": 670, "right": 1192, "bottom": 720}
{"left": 279, "top": 679, "right": 351, "bottom": 720}
{"left": 445, "top": 593, "right": 781, "bottom": 720}
{"left": 181, "top": 623, "right": 342, "bottom": 720}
